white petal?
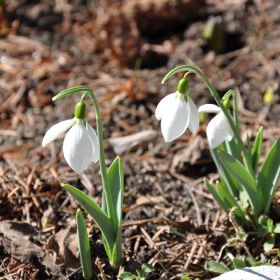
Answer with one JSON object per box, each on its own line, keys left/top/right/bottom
{"left": 155, "top": 92, "right": 176, "bottom": 120}
{"left": 161, "top": 94, "right": 189, "bottom": 142}
{"left": 207, "top": 113, "right": 231, "bottom": 148}
{"left": 227, "top": 125, "right": 234, "bottom": 141}
{"left": 187, "top": 97, "right": 199, "bottom": 135}
{"left": 42, "top": 119, "right": 74, "bottom": 147}
{"left": 86, "top": 123, "right": 100, "bottom": 162}
{"left": 198, "top": 104, "right": 220, "bottom": 113}
{"left": 63, "top": 120, "right": 94, "bottom": 174}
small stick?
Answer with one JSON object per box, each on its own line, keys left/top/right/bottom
{"left": 229, "top": 207, "right": 256, "bottom": 261}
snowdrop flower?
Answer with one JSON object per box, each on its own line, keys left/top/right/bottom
{"left": 198, "top": 103, "right": 234, "bottom": 149}
{"left": 156, "top": 78, "right": 199, "bottom": 142}
{"left": 42, "top": 101, "right": 99, "bottom": 174}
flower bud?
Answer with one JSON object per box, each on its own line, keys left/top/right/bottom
{"left": 74, "top": 101, "right": 87, "bottom": 119}
{"left": 177, "top": 78, "right": 189, "bottom": 94}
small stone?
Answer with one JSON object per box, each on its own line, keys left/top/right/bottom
{"left": 212, "top": 265, "right": 280, "bottom": 280}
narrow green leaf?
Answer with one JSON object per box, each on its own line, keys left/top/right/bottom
{"left": 257, "top": 139, "right": 280, "bottom": 214}
{"left": 218, "top": 151, "right": 262, "bottom": 218}
{"left": 76, "top": 209, "right": 92, "bottom": 280}
{"left": 233, "top": 258, "right": 246, "bottom": 269}
{"left": 245, "top": 132, "right": 252, "bottom": 164}
{"left": 62, "top": 184, "right": 116, "bottom": 255}
{"left": 216, "top": 181, "right": 247, "bottom": 226}
{"left": 107, "top": 156, "right": 124, "bottom": 227}
{"left": 205, "top": 261, "right": 230, "bottom": 274}
{"left": 252, "top": 126, "right": 263, "bottom": 174}
{"left": 110, "top": 225, "right": 123, "bottom": 267}
{"left": 204, "top": 179, "right": 229, "bottom": 214}
{"left": 224, "top": 138, "right": 243, "bottom": 164}
{"left": 210, "top": 145, "right": 239, "bottom": 197}
{"left": 103, "top": 157, "right": 124, "bottom": 267}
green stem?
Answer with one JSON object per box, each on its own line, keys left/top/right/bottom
{"left": 222, "top": 89, "right": 239, "bottom": 132}
{"left": 167, "top": 65, "right": 253, "bottom": 176}
{"left": 86, "top": 91, "right": 115, "bottom": 225}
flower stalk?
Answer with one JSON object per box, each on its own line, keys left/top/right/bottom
{"left": 44, "top": 86, "right": 124, "bottom": 268}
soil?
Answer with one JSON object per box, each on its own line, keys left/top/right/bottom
{"left": 0, "top": 0, "right": 280, "bottom": 279}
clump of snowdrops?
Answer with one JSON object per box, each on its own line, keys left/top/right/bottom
{"left": 156, "top": 65, "right": 280, "bottom": 250}
{"left": 42, "top": 65, "right": 280, "bottom": 278}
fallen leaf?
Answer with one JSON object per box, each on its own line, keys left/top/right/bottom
{"left": 107, "top": 130, "right": 158, "bottom": 155}
{"left": 45, "top": 224, "right": 80, "bottom": 269}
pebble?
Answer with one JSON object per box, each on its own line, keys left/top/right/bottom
{"left": 212, "top": 266, "right": 280, "bottom": 280}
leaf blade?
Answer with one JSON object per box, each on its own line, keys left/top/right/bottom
{"left": 62, "top": 183, "right": 116, "bottom": 254}
{"left": 257, "top": 139, "right": 280, "bottom": 214}
{"left": 218, "top": 151, "right": 262, "bottom": 218}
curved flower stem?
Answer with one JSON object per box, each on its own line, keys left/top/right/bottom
{"left": 166, "top": 65, "right": 253, "bottom": 176}
{"left": 86, "top": 91, "right": 115, "bottom": 225}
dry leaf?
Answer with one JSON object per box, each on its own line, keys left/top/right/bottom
{"left": 171, "top": 135, "right": 205, "bottom": 172}
{"left": 107, "top": 130, "right": 158, "bottom": 155}
{"left": 45, "top": 224, "right": 80, "bottom": 269}
{"left": 0, "top": 221, "right": 63, "bottom": 277}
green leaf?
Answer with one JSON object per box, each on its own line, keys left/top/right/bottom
{"left": 205, "top": 261, "right": 230, "bottom": 274}
{"left": 274, "top": 223, "right": 280, "bottom": 233}
{"left": 119, "top": 272, "right": 137, "bottom": 280}
{"left": 246, "top": 132, "right": 252, "bottom": 165}
{"left": 218, "top": 151, "right": 262, "bottom": 218}
{"left": 111, "top": 225, "right": 123, "bottom": 267}
{"left": 141, "top": 263, "right": 153, "bottom": 274}
{"left": 204, "top": 179, "right": 229, "bottom": 213}
{"left": 239, "top": 190, "right": 249, "bottom": 210}
{"left": 257, "top": 139, "right": 280, "bottom": 214}
{"left": 210, "top": 145, "right": 239, "bottom": 197}
{"left": 76, "top": 209, "right": 92, "bottom": 280}
{"left": 225, "top": 138, "right": 243, "bottom": 164}
{"left": 251, "top": 126, "right": 263, "bottom": 174}
{"left": 107, "top": 156, "right": 124, "bottom": 227}
{"left": 216, "top": 181, "right": 247, "bottom": 225}
{"left": 62, "top": 184, "right": 116, "bottom": 256}
{"left": 233, "top": 258, "right": 246, "bottom": 269}
{"left": 244, "top": 256, "right": 255, "bottom": 267}
{"left": 102, "top": 157, "right": 124, "bottom": 267}
{"left": 264, "top": 233, "right": 276, "bottom": 252}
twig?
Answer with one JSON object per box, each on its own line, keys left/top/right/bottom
{"left": 95, "top": 257, "right": 106, "bottom": 280}
{"left": 229, "top": 207, "right": 256, "bottom": 261}
{"left": 184, "top": 241, "right": 197, "bottom": 270}
{"left": 65, "top": 266, "right": 82, "bottom": 279}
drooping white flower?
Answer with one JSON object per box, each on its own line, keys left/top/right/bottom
{"left": 156, "top": 77, "right": 199, "bottom": 142}
{"left": 42, "top": 117, "right": 99, "bottom": 174}
{"left": 198, "top": 104, "right": 234, "bottom": 149}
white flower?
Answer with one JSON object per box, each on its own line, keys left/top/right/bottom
{"left": 198, "top": 104, "right": 234, "bottom": 148}
{"left": 42, "top": 118, "right": 99, "bottom": 174}
{"left": 155, "top": 91, "right": 199, "bottom": 142}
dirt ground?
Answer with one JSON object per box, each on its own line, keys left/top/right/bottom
{"left": 0, "top": 0, "right": 280, "bottom": 279}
